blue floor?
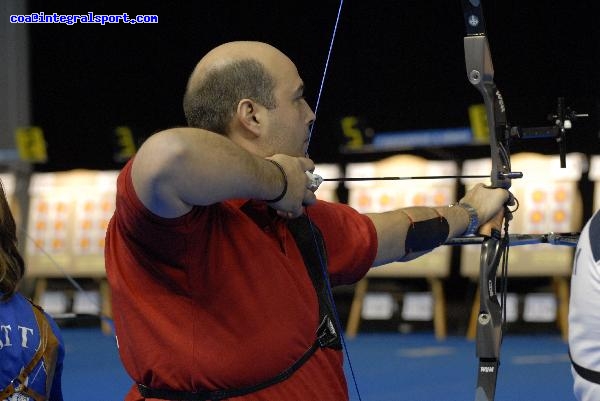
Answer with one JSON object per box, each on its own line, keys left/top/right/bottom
{"left": 343, "top": 334, "right": 573, "bottom": 401}
{"left": 61, "top": 328, "right": 574, "bottom": 401}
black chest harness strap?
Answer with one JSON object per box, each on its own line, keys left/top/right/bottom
{"left": 138, "top": 214, "right": 341, "bottom": 400}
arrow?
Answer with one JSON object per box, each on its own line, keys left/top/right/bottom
{"left": 323, "top": 175, "right": 489, "bottom": 181}
{"left": 306, "top": 172, "right": 524, "bottom": 189}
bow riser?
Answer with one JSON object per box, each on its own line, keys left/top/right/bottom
{"left": 464, "top": 35, "right": 511, "bottom": 190}
{"left": 463, "top": 2, "right": 511, "bottom": 400}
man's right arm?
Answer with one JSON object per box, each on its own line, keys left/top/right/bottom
{"left": 131, "top": 128, "right": 315, "bottom": 218}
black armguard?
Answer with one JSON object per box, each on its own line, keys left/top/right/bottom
{"left": 405, "top": 217, "right": 449, "bottom": 253}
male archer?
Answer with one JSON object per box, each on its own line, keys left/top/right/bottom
{"left": 104, "top": 41, "right": 509, "bottom": 400}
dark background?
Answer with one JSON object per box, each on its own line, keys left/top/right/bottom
{"left": 24, "top": 0, "right": 600, "bottom": 334}
{"left": 27, "top": 0, "right": 600, "bottom": 171}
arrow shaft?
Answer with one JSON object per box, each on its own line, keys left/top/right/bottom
{"left": 322, "top": 174, "right": 489, "bottom": 182}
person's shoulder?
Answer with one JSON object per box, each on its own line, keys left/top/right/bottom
{"left": 25, "top": 296, "right": 64, "bottom": 341}
{"left": 143, "top": 127, "right": 215, "bottom": 144}
{"left": 311, "top": 199, "right": 347, "bottom": 210}
{"left": 0, "top": 291, "right": 26, "bottom": 308}
{"left": 0, "top": 292, "right": 37, "bottom": 324}
{"left": 0, "top": 291, "right": 30, "bottom": 306}
{"left": 309, "top": 199, "right": 342, "bottom": 214}
{"left": 587, "top": 210, "right": 600, "bottom": 262}
{"left": 313, "top": 199, "right": 364, "bottom": 213}
{"left": 589, "top": 210, "right": 600, "bottom": 239}
{"left": 308, "top": 199, "right": 367, "bottom": 224}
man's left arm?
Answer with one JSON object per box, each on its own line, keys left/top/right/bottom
{"left": 367, "top": 184, "right": 509, "bottom": 266}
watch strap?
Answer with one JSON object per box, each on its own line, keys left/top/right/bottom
{"left": 453, "top": 202, "right": 479, "bottom": 236}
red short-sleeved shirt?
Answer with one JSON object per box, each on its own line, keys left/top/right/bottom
{"left": 105, "top": 159, "right": 377, "bottom": 400}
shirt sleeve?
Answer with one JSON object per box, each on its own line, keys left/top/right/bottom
{"left": 307, "top": 201, "right": 378, "bottom": 286}
{"left": 114, "top": 159, "right": 208, "bottom": 262}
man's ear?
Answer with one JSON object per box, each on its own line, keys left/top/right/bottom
{"left": 236, "top": 98, "right": 262, "bottom": 137}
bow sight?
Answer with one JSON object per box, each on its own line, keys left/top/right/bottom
{"left": 509, "top": 97, "right": 589, "bottom": 168}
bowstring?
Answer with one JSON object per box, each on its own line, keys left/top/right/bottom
{"left": 304, "top": 1, "right": 363, "bottom": 399}
{"left": 21, "top": 228, "right": 114, "bottom": 329}
{"left": 498, "top": 184, "right": 520, "bottom": 332}
{"left": 306, "top": 0, "right": 345, "bottom": 152}
{"left": 500, "top": 204, "right": 512, "bottom": 332}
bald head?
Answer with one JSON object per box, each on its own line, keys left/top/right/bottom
{"left": 187, "top": 42, "right": 287, "bottom": 90}
{"left": 183, "top": 41, "right": 288, "bottom": 134}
